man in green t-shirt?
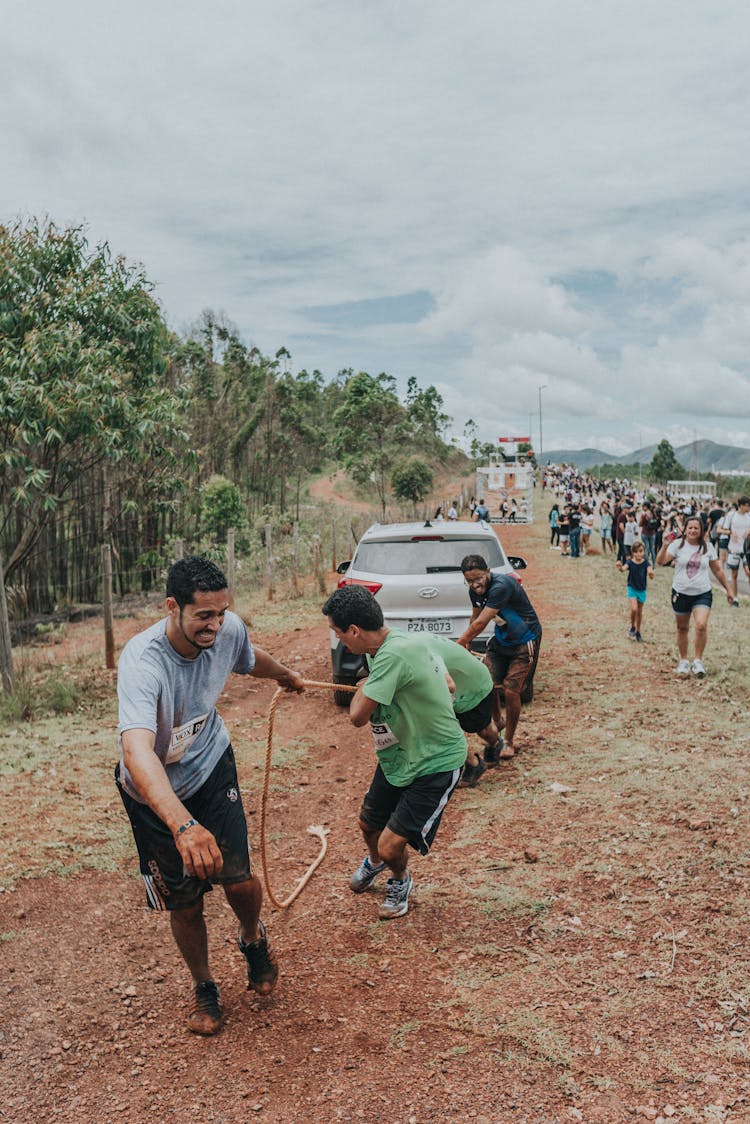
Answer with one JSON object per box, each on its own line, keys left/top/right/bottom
{"left": 427, "top": 635, "right": 503, "bottom": 787}
{"left": 322, "top": 585, "right": 466, "bottom": 920}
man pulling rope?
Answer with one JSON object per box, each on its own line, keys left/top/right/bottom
{"left": 115, "top": 556, "right": 305, "bottom": 1037}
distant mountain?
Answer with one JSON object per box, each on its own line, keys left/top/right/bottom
{"left": 543, "top": 440, "right": 750, "bottom": 474}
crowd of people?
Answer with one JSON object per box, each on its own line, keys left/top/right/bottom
{"left": 542, "top": 465, "right": 748, "bottom": 674}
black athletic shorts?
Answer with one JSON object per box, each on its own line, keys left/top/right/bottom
{"left": 115, "top": 744, "right": 252, "bottom": 911}
{"left": 456, "top": 689, "right": 494, "bottom": 734}
{"left": 359, "top": 763, "right": 462, "bottom": 856}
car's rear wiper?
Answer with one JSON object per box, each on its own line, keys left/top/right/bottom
{"left": 425, "top": 565, "right": 462, "bottom": 573}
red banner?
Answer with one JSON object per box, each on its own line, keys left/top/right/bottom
{"left": 498, "top": 436, "right": 530, "bottom": 443}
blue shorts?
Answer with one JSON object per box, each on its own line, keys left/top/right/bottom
{"left": 671, "top": 589, "right": 713, "bottom": 614}
{"left": 627, "top": 586, "right": 647, "bottom": 604}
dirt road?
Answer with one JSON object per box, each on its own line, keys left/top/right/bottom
{"left": 1, "top": 512, "right": 748, "bottom": 1123}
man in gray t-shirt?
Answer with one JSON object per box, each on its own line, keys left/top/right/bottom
{"left": 116, "top": 556, "right": 305, "bottom": 1036}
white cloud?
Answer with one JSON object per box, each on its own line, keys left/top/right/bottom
{"left": 2, "top": 0, "right": 750, "bottom": 454}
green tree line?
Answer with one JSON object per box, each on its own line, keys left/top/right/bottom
{"left": 0, "top": 220, "right": 465, "bottom": 614}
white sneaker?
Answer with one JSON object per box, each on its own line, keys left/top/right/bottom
{"left": 675, "top": 659, "right": 691, "bottom": 676}
{"left": 692, "top": 659, "right": 706, "bottom": 678}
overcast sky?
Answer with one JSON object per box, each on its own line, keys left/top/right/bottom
{"left": 4, "top": 1, "right": 750, "bottom": 456}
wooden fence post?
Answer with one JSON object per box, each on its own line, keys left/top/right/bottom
{"left": 226, "top": 528, "right": 236, "bottom": 608}
{"left": 290, "top": 522, "right": 300, "bottom": 597}
{"left": 265, "top": 523, "right": 274, "bottom": 601}
{"left": 0, "top": 554, "right": 14, "bottom": 692}
{"left": 102, "top": 544, "right": 115, "bottom": 670}
{"left": 313, "top": 534, "right": 326, "bottom": 595}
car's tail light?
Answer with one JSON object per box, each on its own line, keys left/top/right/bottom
{"left": 337, "top": 577, "right": 383, "bottom": 595}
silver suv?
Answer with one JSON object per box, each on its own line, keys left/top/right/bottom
{"left": 329, "top": 519, "right": 527, "bottom": 704}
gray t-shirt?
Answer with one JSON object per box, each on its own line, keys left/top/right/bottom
{"left": 117, "top": 610, "right": 255, "bottom": 802}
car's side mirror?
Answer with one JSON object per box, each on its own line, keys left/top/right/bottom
{"left": 507, "top": 556, "right": 527, "bottom": 570}
{"left": 336, "top": 560, "right": 352, "bottom": 574}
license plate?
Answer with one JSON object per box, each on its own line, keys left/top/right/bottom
{"left": 407, "top": 618, "right": 452, "bottom": 633}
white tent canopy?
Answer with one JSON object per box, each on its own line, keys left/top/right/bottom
{"left": 667, "top": 480, "right": 716, "bottom": 500}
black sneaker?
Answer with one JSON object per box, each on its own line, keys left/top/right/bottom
{"left": 187, "top": 979, "right": 223, "bottom": 1036}
{"left": 483, "top": 738, "right": 505, "bottom": 767}
{"left": 238, "top": 919, "right": 278, "bottom": 995}
{"left": 460, "top": 758, "right": 486, "bottom": 787}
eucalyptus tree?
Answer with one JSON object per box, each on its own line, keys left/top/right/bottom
{"left": 0, "top": 220, "right": 185, "bottom": 605}
{"left": 332, "top": 371, "right": 409, "bottom": 520}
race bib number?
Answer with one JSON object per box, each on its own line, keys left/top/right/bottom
{"left": 371, "top": 722, "right": 398, "bottom": 751}
{"left": 166, "top": 713, "right": 209, "bottom": 764}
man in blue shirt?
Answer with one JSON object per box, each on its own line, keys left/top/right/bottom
{"left": 456, "top": 554, "right": 542, "bottom": 761}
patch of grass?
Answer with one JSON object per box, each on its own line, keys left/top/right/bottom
{"left": 389, "top": 1019, "right": 421, "bottom": 1049}
{"left": 45, "top": 673, "right": 77, "bottom": 713}
{"left": 471, "top": 942, "right": 506, "bottom": 957}
{"left": 0, "top": 669, "right": 78, "bottom": 722}
{"left": 33, "top": 621, "right": 67, "bottom": 644}
{"left": 469, "top": 882, "right": 554, "bottom": 921}
{"left": 0, "top": 679, "right": 37, "bottom": 722}
{"left": 367, "top": 922, "right": 388, "bottom": 947}
{"left": 586, "top": 1074, "right": 617, "bottom": 1091}
{"left": 494, "top": 1010, "right": 574, "bottom": 1069}
{"left": 234, "top": 586, "right": 328, "bottom": 634}
{"left": 0, "top": 931, "right": 16, "bottom": 942}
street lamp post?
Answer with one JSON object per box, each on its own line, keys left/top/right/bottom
{"left": 538, "top": 384, "right": 548, "bottom": 458}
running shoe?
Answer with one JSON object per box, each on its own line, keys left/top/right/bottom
{"left": 675, "top": 659, "right": 691, "bottom": 676}
{"left": 628, "top": 626, "right": 637, "bottom": 640}
{"left": 187, "top": 980, "right": 223, "bottom": 1036}
{"left": 635, "top": 632, "right": 643, "bottom": 642}
{"left": 692, "top": 658, "right": 706, "bottom": 678}
{"left": 731, "top": 598, "right": 740, "bottom": 608}
{"left": 460, "top": 758, "right": 486, "bottom": 788}
{"left": 237, "top": 919, "right": 278, "bottom": 995}
{"left": 379, "top": 873, "right": 414, "bottom": 920}
{"left": 350, "top": 854, "right": 387, "bottom": 893}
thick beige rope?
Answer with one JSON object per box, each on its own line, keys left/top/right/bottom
{"left": 259, "top": 678, "right": 357, "bottom": 909}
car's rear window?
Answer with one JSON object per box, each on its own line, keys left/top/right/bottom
{"left": 352, "top": 537, "right": 504, "bottom": 575}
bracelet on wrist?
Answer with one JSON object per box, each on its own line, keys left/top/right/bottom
{"left": 174, "top": 818, "right": 198, "bottom": 837}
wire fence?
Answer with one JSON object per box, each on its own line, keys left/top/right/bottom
{"left": 0, "top": 489, "right": 485, "bottom": 691}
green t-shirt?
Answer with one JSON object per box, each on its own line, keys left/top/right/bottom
{"left": 426, "top": 636, "right": 493, "bottom": 715}
{"left": 363, "top": 631, "right": 467, "bottom": 786}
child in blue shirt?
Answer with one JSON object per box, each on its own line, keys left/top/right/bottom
{"left": 616, "top": 539, "right": 654, "bottom": 641}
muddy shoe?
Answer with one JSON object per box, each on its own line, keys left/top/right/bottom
{"left": 238, "top": 919, "right": 278, "bottom": 995}
{"left": 460, "top": 758, "right": 486, "bottom": 787}
{"left": 187, "top": 980, "right": 223, "bottom": 1036}
{"left": 483, "top": 738, "right": 505, "bottom": 767}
